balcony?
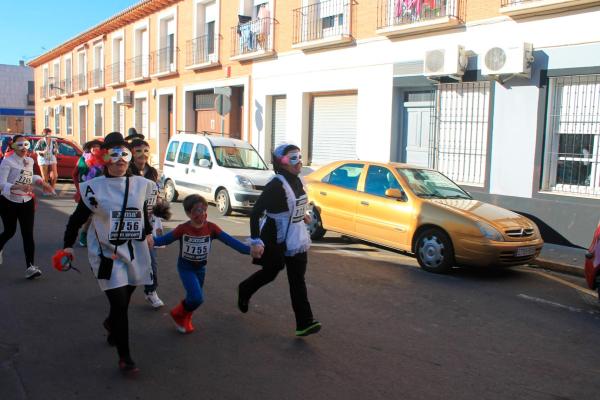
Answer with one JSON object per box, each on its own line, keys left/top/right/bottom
{"left": 48, "top": 77, "right": 60, "bottom": 98}
{"left": 186, "top": 34, "right": 219, "bottom": 70}
{"left": 39, "top": 85, "right": 48, "bottom": 100}
{"left": 230, "top": 17, "right": 275, "bottom": 61}
{"left": 127, "top": 55, "right": 151, "bottom": 82}
{"left": 89, "top": 68, "right": 105, "bottom": 90}
{"left": 292, "top": 0, "right": 353, "bottom": 50}
{"left": 376, "top": 0, "right": 463, "bottom": 37}
{"left": 59, "top": 79, "right": 73, "bottom": 96}
{"left": 73, "top": 73, "right": 88, "bottom": 93}
{"left": 106, "top": 62, "right": 125, "bottom": 86}
{"left": 151, "top": 46, "right": 178, "bottom": 77}
{"left": 500, "top": 0, "right": 600, "bottom": 16}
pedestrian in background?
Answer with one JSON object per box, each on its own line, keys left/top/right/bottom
{"left": 129, "top": 138, "right": 165, "bottom": 309}
{"left": 33, "top": 128, "right": 58, "bottom": 193}
{"left": 237, "top": 143, "right": 321, "bottom": 337}
{"left": 0, "top": 135, "right": 54, "bottom": 279}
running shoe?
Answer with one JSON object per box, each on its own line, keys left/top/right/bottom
{"left": 295, "top": 321, "right": 322, "bottom": 337}
{"left": 78, "top": 232, "right": 87, "bottom": 247}
{"left": 25, "top": 265, "right": 42, "bottom": 280}
{"left": 144, "top": 291, "right": 164, "bottom": 309}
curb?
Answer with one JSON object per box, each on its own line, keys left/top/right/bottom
{"left": 530, "top": 259, "right": 584, "bottom": 277}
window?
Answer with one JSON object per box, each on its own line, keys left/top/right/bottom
{"left": 54, "top": 106, "right": 61, "bottom": 134}
{"left": 166, "top": 141, "right": 179, "bottom": 162}
{"left": 113, "top": 100, "right": 124, "bottom": 133}
{"left": 111, "top": 35, "right": 124, "bottom": 83}
{"left": 134, "top": 24, "right": 149, "bottom": 78}
{"left": 431, "top": 82, "right": 491, "bottom": 187}
{"left": 177, "top": 142, "right": 193, "bottom": 164}
{"left": 52, "top": 61, "right": 60, "bottom": 95}
{"left": 94, "top": 102, "right": 103, "bottom": 137}
{"left": 64, "top": 58, "right": 72, "bottom": 94}
{"left": 44, "top": 107, "right": 49, "bottom": 129}
{"left": 77, "top": 50, "right": 87, "bottom": 91}
{"left": 325, "top": 163, "right": 364, "bottom": 190}
{"left": 542, "top": 75, "right": 600, "bottom": 197}
{"left": 193, "top": 143, "right": 211, "bottom": 166}
{"left": 134, "top": 97, "right": 148, "bottom": 137}
{"left": 92, "top": 43, "right": 104, "bottom": 87}
{"left": 27, "top": 81, "right": 34, "bottom": 106}
{"left": 364, "top": 166, "right": 402, "bottom": 197}
{"left": 58, "top": 142, "right": 77, "bottom": 156}
{"left": 66, "top": 106, "right": 72, "bottom": 135}
{"left": 157, "top": 13, "right": 176, "bottom": 73}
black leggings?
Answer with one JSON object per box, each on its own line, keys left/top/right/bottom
{"left": 104, "top": 285, "right": 136, "bottom": 360}
{"left": 239, "top": 252, "right": 314, "bottom": 329}
{"left": 0, "top": 196, "right": 35, "bottom": 268}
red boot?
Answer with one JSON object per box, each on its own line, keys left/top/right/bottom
{"left": 170, "top": 301, "right": 187, "bottom": 333}
{"left": 183, "top": 310, "right": 195, "bottom": 333}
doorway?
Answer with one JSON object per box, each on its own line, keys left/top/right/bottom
{"left": 158, "top": 93, "right": 174, "bottom": 168}
{"left": 402, "top": 91, "right": 434, "bottom": 167}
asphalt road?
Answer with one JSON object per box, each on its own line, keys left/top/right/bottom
{"left": 1, "top": 185, "right": 600, "bottom": 400}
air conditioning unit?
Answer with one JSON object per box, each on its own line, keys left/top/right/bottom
{"left": 481, "top": 43, "right": 534, "bottom": 77}
{"left": 423, "top": 46, "right": 467, "bottom": 77}
{"left": 116, "top": 88, "right": 132, "bottom": 105}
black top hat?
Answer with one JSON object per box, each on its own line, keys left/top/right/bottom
{"left": 101, "top": 132, "right": 129, "bottom": 149}
{"left": 125, "top": 127, "right": 145, "bottom": 141}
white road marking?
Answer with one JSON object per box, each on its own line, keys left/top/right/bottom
{"left": 516, "top": 267, "right": 597, "bottom": 298}
{"left": 517, "top": 293, "right": 592, "bottom": 313}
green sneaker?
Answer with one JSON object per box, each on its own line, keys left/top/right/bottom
{"left": 295, "top": 321, "right": 321, "bottom": 337}
{"left": 78, "top": 232, "right": 87, "bottom": 247}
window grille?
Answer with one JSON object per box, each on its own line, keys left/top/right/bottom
{"left": 195, "top": 93, "right": 216, "bottom": 110}
{"left": 430, "top": 81, "right": 491, "bottom": 187}
{"left": 542, "top": 75, "right": 600, "bottom": 197}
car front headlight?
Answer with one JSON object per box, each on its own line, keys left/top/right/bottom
{"left": 476, "top": 221, "right": 504, "bottom": 242}
{"left": 235, "top": 175, "right": 253, "bottom": 189}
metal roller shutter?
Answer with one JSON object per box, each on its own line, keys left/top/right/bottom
{"left": 310, "top": 94, "right": 357, "bottom": 165}
{"left": 271, "top": 96, "right": 287, "bottom": 153}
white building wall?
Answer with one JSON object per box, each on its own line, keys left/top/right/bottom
{"left": 0, "top": 64, "right": 33, "bottom": 109}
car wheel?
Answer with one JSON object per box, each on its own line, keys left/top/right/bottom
{"left": 164, "top": 180, "right": 178, "bottom": 203}
{"left": 306, "top": 205, "right": 326, "bottom": 240}
{"left": 415, "top": 228, "right": 454, "bottom": 274}
{"left": 216, "top": 189, "right": 232, "bottom": 216}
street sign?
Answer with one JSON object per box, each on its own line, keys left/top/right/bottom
{"left": 214, "top": 87, "right": 232, "bottom": 97}
{"left": 215, "top": 94, "right": 231, "bottom": 116}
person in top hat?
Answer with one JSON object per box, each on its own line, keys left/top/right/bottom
{"left": 61, "top": 131, "right": 156, "bottom": 375}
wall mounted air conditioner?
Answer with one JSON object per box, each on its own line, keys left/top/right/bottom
{"left": 423, "top": 46, "right": 467, "bottom": 77}
{"left": 481, "top": 43, "right": 534, "bottom": 77}
{"left": 116, "top": 88, "right": 132, "bottom": 105}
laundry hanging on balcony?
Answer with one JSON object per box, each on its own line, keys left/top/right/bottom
{"left": 395, "top": 0, "right": 438, "bottom": 18}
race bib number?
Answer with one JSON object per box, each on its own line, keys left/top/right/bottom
{"left": 292, "top": 196, "right": 308, "bottom": 223}
{"left": 110, "top": 209, "right": 143, "bottom": 240}
{"left": 146, "top": 185, "right": 159, "bottom": 213}
{"left": 182, "top": 235, "right": 210, "bottom": 262}
{"left": 15, "top": 169, "right": 33, "bottom": 185}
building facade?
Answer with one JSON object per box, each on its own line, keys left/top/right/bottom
{"left": 30, "top": 0, "right": 600, "bottom": 247}
{"left": 0, "top": 62, "right": 35, "bottom": 133}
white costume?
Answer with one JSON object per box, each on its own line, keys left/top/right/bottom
{"left": 0, "top": 154, "right": 42, "bottom": 203}
{"left": 79, "top": 175, "right": 155, "bottom": 291}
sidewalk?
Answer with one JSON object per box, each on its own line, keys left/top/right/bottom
{"left": 531, "top": 243, "right": 588, "bottom": 277}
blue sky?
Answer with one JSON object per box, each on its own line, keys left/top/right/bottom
{"left": 0, "top": 0, "right": 137, "bottom": 65}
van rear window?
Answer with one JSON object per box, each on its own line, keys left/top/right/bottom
{"left": 166, "top": 141, "right": 179, "bottom": 162}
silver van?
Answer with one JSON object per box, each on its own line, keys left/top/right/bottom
{"left": 161, "top": 133, "right": 274, "bottom": 215}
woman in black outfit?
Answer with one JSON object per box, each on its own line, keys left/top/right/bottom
{"left": 238, "top": 143, "right": 321, "bottom": 337}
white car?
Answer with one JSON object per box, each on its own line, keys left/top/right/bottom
{"left": 161, "top": 133, "right": 274, "bottom": 215}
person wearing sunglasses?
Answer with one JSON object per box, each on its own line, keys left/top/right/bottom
{"left": 128, "top": 138, "right": 165, "bottom": 309}
{"left": 238, "top": 143, "right": 321, "bottom": 337}
{"left": 0, "top": 135, "right": 54, "bottom": 279}
{"left": 61, "top": 132, "right": 156, "bottom": 375}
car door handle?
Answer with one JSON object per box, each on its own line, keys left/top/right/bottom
{"left": 361, "top": 201, "right": 369, "bottom": 206}
{"left": 319, "top": 191, "right": 327, "bottom": 196}
{"left": 190, "top": 169, "right": 196, "bottom": 173}
{"left": 185, "top": 167, "right": 189, "bottom": 174}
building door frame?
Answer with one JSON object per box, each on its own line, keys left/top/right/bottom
{"left": 156, "top": 86, "right": 177, "bottom": 169}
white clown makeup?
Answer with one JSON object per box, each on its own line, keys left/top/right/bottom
{"left": 284, "top": 151, "right": 302, "bottom": 166}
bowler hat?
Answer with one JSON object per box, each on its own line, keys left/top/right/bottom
{"left": 101, "top": 132, "right": 128, "bottom": 149}
{"left": 125, "top": 127, "right": 145, "bottom": 141}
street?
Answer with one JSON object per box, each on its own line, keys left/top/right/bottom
{"left": 1, "top": 186, "right": 600, "bottom": 400}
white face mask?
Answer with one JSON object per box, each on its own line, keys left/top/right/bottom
{"left": 108, "top": 147, "right": 132, "bottom": 163}
{"left": 283, "top": 151, "right": 302, "bottom": 166}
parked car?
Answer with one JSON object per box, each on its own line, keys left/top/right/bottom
{"left": 304, "top": 161, "right": 544, "bottom": 273}
{"left": 161, "top": 133, "right": 274, "bottom": 215}
{"left": 0, "top": 133, "right": 83, "bottom": 179}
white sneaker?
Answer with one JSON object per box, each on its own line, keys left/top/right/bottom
{"left": 145, "top": 291, "right": 164, "bottom": 308}
{"left": 25, "top": 265, "right": 42, "bottom": 280}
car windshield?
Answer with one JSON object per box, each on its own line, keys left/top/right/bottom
{"left": 213, "top": 146, "right": 268, "bottom": 170}
{"left": 396, "top": 168, "right": 471, "bottom": 200}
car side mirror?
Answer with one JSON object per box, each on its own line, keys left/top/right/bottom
{"left": 198, "top": 159, "right": 212, "bottom": 168}
{"left": 385, "top": 188, "right": 407, "bottom": 202}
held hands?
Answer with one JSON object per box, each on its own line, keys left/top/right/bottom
{"left": 146, "top": 235, "right": 154, "bottom": 248}
{"left": 10, "top": 184, "right": 33, "bottom": 194}
{"left": 250, "top": 244, "right": 264, "bottom": 259}
{"left": 303, "top": 214, "right": 312, "bottom": 224}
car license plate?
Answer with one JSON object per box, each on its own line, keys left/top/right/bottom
{"left": 515, "top": 247, "right": 536, "bottom": 257}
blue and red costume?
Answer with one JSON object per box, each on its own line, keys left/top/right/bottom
{"left": 154, "top": 221, "right": 249, "bottom": 332}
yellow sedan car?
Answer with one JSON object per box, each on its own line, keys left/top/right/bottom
{"left": 304, "top": 161, "right": 543, "bottom": 273}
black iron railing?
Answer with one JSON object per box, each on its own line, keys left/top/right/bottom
{"left": 186, "top": 34, "right": 217, "bottom": 66}
{"left": 151, "top": 46, "right": 178, "bottom": 75}
{"left": 377, "top": 0, "right": 459, "bottom": 30}
{"left": 106, "top": 62, "right": 125, "bottom": 85}
{"left": 293, "top": 0, "right": 351, "bottom": 44}
{"left": 89, "top": 68, "right": 104, "bottom": 88}
{"left": 230, "top": 17, "right": 273, "bottom": 57}
{"left": 60, "top": 78, "right": 72, "bottom": 95}
{"left": 127, "top": 55, "right": 151, "bottom": 80}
